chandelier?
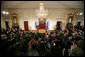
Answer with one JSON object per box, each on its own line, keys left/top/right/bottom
{"left": 35, "top": 2, "right": 48, "bottom": 19}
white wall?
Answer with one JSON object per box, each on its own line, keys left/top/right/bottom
{"left": 1, "top": 8, "right": 84, "bottom": 30}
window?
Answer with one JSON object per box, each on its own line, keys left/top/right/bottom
{"left": 69, "top": 18, "right": 71, "bottom": 23}
{"left": 14, "top": 18, "right": 17, "bottom": 24}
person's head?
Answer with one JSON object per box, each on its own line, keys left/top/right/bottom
{"left": 72, "top": 40, "right": 77, "bottom": 45}
{"left": 46, "top": 35, "right": 49, "bottom": 38}
{"left": 77, "top": 40, "right": 84, "bottom": 48}
{"left": 68, "top": 36, "right": 72, "bottom": 40}
{"left": 64, "top": 33, "right": 67, "bottom": 37}
{"left": 31, "top": 43, "right": 37, "bottom": 50}
{"left": 51, "top": 34, "right": 53, "bottom": 37}
{"left": 54, "top": 33, "right": 56, "bottom": 34}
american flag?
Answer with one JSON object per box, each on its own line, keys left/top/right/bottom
{"left": 35, "top": 22, "right": 37, "bottom": 29}
{"left": 47, "top": 22, "right": 49, "bottom": 29}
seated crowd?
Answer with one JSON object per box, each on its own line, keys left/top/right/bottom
{"left": 1, "top": 26, "right": 84, "bottom": 56}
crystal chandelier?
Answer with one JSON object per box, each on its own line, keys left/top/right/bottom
{"left": 35, "top": 2, "right": 48, "bottom": 19}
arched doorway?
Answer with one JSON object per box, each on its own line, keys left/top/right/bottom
{"left": 66, "top": 13, "right": 74, "bottom": 29}
{"left": 11, "top": 13, "right": 19, "bottom": 29}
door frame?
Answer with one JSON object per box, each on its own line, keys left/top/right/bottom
{"left": 24, "top": 21, "right": 28, "bottom": 31}
{"left": 5, "top": 21, "right": 9, "bottom": 29}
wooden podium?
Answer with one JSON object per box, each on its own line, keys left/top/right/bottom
{"left": 38, "top": 29, "right": 46, "bottom": 33}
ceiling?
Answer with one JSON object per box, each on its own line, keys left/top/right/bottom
{"left": 1, "top": 1, "right": 84, "bottom": 9}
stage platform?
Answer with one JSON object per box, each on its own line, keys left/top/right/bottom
{"left": 27, "top": 29, "right": 52, "bottom": 33}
